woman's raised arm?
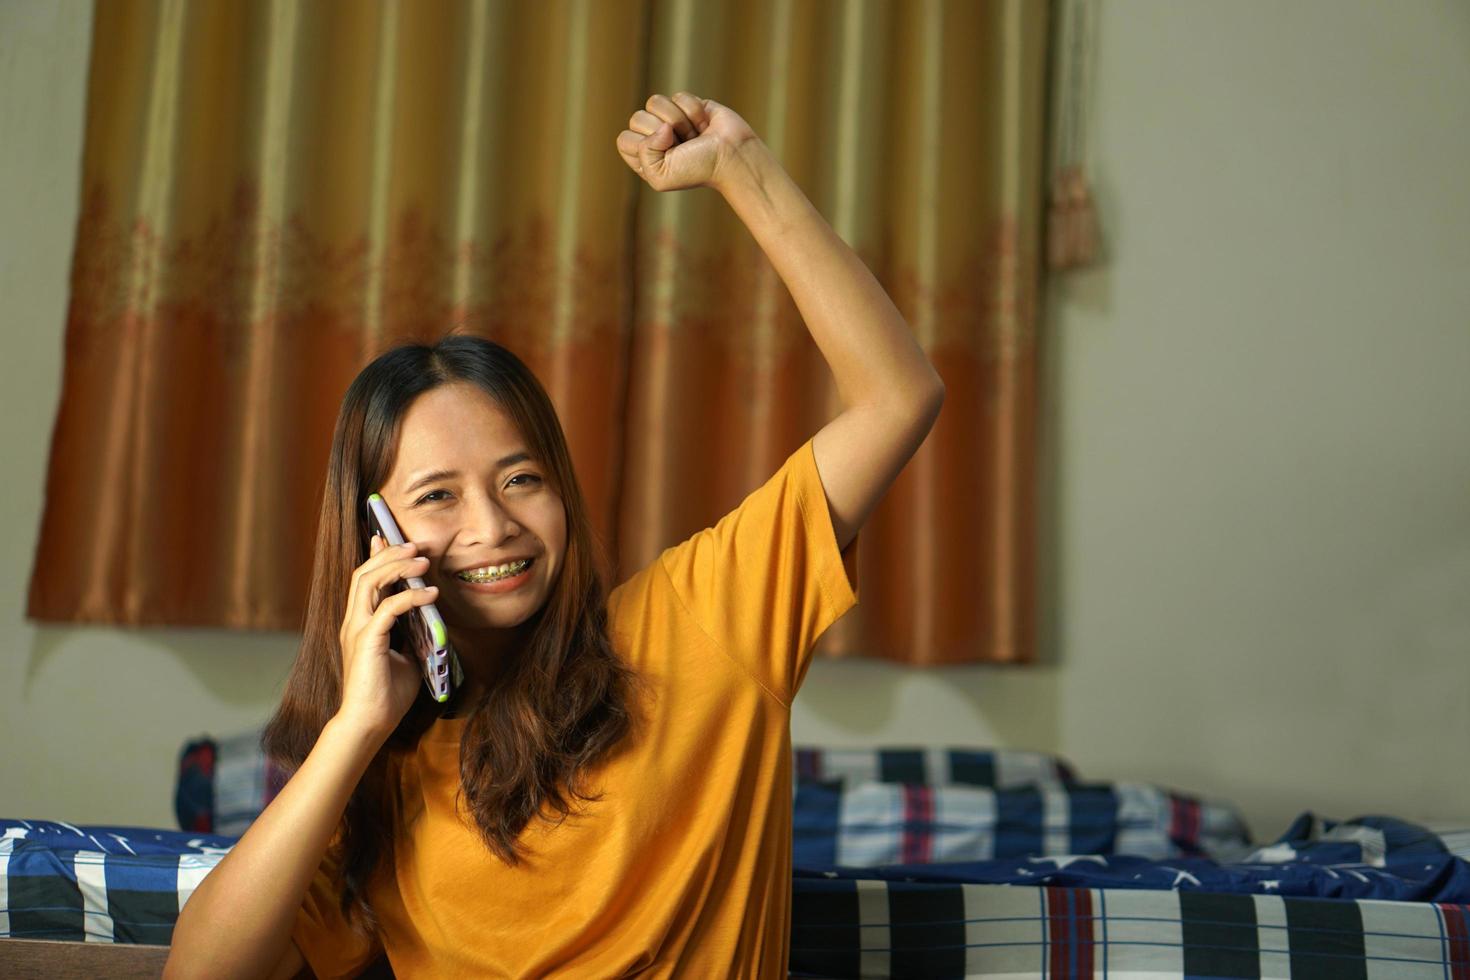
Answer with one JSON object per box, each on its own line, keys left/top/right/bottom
{"left": 617, "top": 92, "right": 945, "bottom": 551}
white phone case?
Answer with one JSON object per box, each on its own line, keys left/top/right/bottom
{"left": 365, "top": 493, "right": 463, "bottom": 702}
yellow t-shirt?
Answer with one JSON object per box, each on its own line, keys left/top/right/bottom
{"left": 292, "top": 435, "right": 860, "bottom": 978}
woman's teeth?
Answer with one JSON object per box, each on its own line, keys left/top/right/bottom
{"left": 456, "top": 558, "right": 532, "bottom": 583}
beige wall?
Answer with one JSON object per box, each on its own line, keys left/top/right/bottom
{"left": 4, "top": 0, "right": 1467, "bottom": 842}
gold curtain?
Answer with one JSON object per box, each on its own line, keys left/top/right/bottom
{"left": 28, "top": 0, "right": 1048, "bottom": 667}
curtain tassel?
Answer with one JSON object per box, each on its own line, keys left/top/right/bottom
{"left": 1047, "top": 163, "right": 1100, "bottom": 270}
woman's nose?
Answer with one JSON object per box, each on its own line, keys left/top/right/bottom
{"left": 466, "top": 492, "right": 520, "bottom": 540}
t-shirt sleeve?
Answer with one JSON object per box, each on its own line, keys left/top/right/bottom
{"left": 290, "top": 835, "right": 382, "bottom": 980}
{"left": 658, "top": 435, "right": 860, "bottom": 707}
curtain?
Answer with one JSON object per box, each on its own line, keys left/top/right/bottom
{"left": 27, "top": 0, "right": 1048, "bottom": 667}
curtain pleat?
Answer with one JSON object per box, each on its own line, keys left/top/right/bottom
{"left": 28, "top": 0, "right": 1047, "bottom": 666}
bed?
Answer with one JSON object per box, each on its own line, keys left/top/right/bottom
{"left": 4, "top": 739, "right": 1468, "bottom": 978}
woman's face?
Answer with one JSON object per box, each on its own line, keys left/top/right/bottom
{"left": 377, "top": 382, "right": 566, "bottom": 631}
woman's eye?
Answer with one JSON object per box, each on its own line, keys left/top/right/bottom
{"left": 416, "top": 477, "right": 537, "bottom": 506}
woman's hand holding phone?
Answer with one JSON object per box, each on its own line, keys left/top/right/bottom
{"left": 333, "top": 534, "right": 441, "bottom": 739}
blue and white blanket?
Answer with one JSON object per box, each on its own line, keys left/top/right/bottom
{"left": 4, "top": 810, "right": 1469, "bottom": 947}
{"left": 7, "top": 742, "right": 1470, "bottom": 979}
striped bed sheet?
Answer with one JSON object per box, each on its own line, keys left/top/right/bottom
{"left": 7, "top": 744, "right": 1468, "bottom": 977}
{"left": 791, "top": 875, "right": 1470, "bottom": 978}
{"left": 6, "top": 817, "right": 1470, "bottom": 977}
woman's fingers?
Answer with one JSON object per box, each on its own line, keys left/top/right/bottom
{"left": 645, "top": 93, "right": 697, "bottom": 140}
{"left": 351, "top": 543, "right": 423, "bottom": 623}
{"left": 616, "top": 129, "right": 645, "bottom": 170}
{"left": 669, "top": 91, "right": 710, "bottom": 133}
{"left": 627, "top": 109, "right": 662, "bottom": 136}
{"left": 368, "top": 585, "right": 440, "bottom": 657}
{"left": 619, "top": 93, "right": 715, "bottom": 179}
{"left": 335, "top": 530, "right": 441, "bottom": 736}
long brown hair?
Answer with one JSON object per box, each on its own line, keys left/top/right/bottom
{"left": 262, "top": 334, "right": 644, "bottom": 937}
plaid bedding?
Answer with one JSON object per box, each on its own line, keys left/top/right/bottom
{"left": 798, "top": 844, "right": 1470, "bottom": 906}
{"left": 793, "top": 780, "right": 1252, "bottom": 866}
{"left": 6, "top": 817, "right": 1470, "bottom": 978}
{"left": 0, "top": 820, "right": 233, "bottom": 944}
{"left": 793, "top": 747, "right": 1078, "bottom": 790}
{"left": 8, "top": 742, "right": 1470, "bottom": 978}
{"left": 177, "top": 739, "right": 1083, "bottom": 836}
{"left": 789, "top": 876, "right": 1470, "bottom": 978}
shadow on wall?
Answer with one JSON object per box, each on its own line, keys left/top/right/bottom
{"left": 23, "top": 625, "right": 298, "bottom": 708}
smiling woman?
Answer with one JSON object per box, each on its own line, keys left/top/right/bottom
{"left": 270, "top": 332, "right": 638, "bottom": 856}
{"left": 165, "top": 73, "right": 943, "bottom": 972}
{"left": 163, "top": 325, "right": 866, "bottom": 978}
{"left": 160, "top": 335, "right": 649, "bottom": 977}
{"left": 375, "top": 381, "right": 570, "bottom": 683}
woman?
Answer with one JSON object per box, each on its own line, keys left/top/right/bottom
{"left": 165, "top": 92, "right": 944, "bottom": 979}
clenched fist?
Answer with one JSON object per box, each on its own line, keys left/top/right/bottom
{"left": 615, "top": 92, "right": 760, "bottom": 193}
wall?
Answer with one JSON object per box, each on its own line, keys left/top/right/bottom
{"left": 1034, "top": 0, "right": 1470, "bottom": 835}
{"left": 3, "top": 0, "right": 1467, "bottom": 840}
{"left": 1, "top": 0, "right": 303, "bottom": 823}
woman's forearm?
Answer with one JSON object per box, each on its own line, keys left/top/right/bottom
{"left": 163, "top": 717, "right": 384, "bottom": 980}
{"left": 714, "top": 139, "right": 944, "bottom": 412}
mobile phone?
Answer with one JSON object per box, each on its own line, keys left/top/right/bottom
{"left": 364, "top": 492, "right": 463, "bottom": 702}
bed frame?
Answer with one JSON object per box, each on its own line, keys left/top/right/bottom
{"left": 0, "top": 939, "right": 390, "bottom": 978}
{"left": 0, "top": 939, "right": 172, "bottom": 979}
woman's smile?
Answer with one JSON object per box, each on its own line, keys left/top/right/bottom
{"left": 450, "top": 557, "right": 537, "bottom": 595}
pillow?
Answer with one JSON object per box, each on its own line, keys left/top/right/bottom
{"left": 174, "top": 731, "right": 286, "bottom": 835}
{"left": 176, "top": 731, "right": 1079, "bottom": 833}
{"left": 792, "top": 745, "right": 1078, "bottom": 788}
{"left": 792, "top": 779, "right": 1252, "bottom": 867}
